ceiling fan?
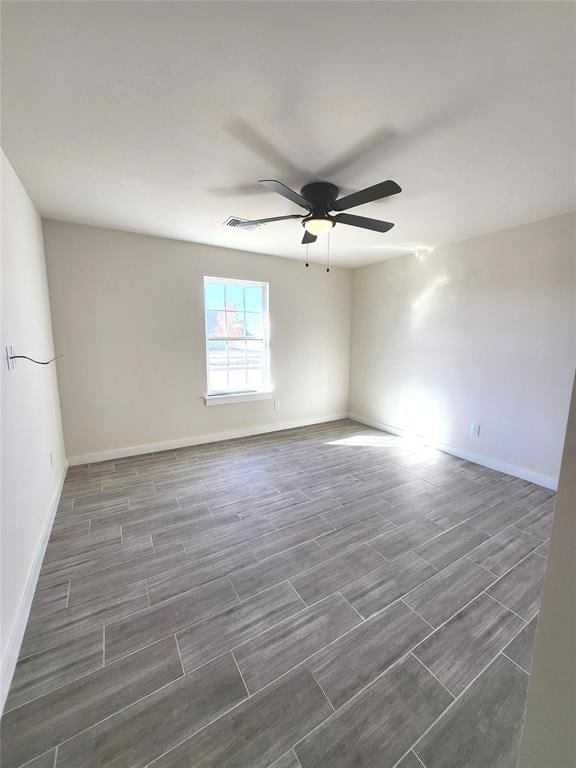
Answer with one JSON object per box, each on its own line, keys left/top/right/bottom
{"left": 235, "top": 178, "right": 401, "bottom": 244}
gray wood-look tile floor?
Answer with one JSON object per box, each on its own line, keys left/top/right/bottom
{"left": 1, "top": 420, "right": 555, "bottom": 768}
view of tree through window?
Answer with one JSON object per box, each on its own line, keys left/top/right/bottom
{"left": 204, "top": 277, "right": 269, "bottom": 394}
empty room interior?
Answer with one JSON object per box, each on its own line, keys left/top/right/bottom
{"left": 1, "top": 2, "right": 575, "bottom": 767}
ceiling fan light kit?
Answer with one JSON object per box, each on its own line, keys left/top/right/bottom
{"left": 304, "top": 217, "right": 334, "bottom": 236}
{"left": 233, "top": 177, "right": 402, "bottom": 247}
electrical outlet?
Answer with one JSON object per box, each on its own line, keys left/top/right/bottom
{"left": 274, "top": 400, "right": 280, "bottom": 411}
{"left": 49, "top": 451, "right": 54, "bottom": 467}
{"left": 470, "top": 423, "right": 481, "bottom": 437}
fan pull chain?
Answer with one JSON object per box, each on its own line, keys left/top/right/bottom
{"left": 326, "top": 230, "right": 331, "bottom": 273}
{"left": 305, "top": 243, "right": 310, "bottom": 268}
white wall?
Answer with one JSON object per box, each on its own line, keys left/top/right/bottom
{"left": 1, "top": 152, "right": 66, "bottom": 708}
{"left": 349, "top": 212, "right": 576, "bottom": 488}
{"left": 43, "top": 220, "right": 352, "bottom": 462}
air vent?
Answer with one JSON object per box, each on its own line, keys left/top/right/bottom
{"left": 223, "top": 216, "right": 260, "bottom": 231}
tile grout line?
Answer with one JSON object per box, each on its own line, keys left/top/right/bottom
{"left": 411, "top": 748, "right": 429, "bottom": 768}
{"left": 228, "top": 542, "right": 387, "bottom": 605}
{"left": 407, "top": 551, "right": 440, "bottom": 573}
{"left": 16, "top": 747, "right": 58, "bottom": 768}
{"left": 38, "top": 534, "right": 167, "bottom": 595}
{"left": 464, "top": 555, "right": 502, "bottom": 579}
{"left": 291, "top": 746, "right": 305, "bottom": 767}
{"left": 510, "top": 523, "right": 548, "bottom": 546}
{"left": 38, "top": 534, "right": 145, "bottom": 583}
{"left": 317, "top": 513, "right": 337, "bottom": 531}
{"left": 412, "top": 493, "right": 545, "bottom": 550}
{"left": 501, "top": 650, "right": 531, "bottom": 676}
{"left": 484, "top": 592, "right": 529, "bottom": 624}
{"left": 401, "top": 545, "right": 541, "bottom": 626}
{"left": 465, "top": 505, "right": 551, "bottom": 542}
{"left": 230, "top": 649, "right": 251, "bottom": 698}
{"left": 306, "top": 665, "right": 337, "bottom": 714}
{"left": 409, "top": 652, "right": 456, "bottom": 700}
{"left": 16, "top": 584, "right": 152, "bottom": 667}
{"left": 283, "top": 579, "right": 309, "bottom": 609}
{"left": 399, "top": 599, "right": 435, "bottom": 629}
{"left": 63, "top": 545, "right": 189, "bottom": 608}
{"left": 337, "top": 590, "right": 365, "bottom": 622}
{"left": 174, "top": 634, "right": 186, "bottom": 677}
{"left": 401, "top": 576, "right": 526, "bottom": 651}
{"left": 290, "top": 645, "right": 434, "bottom": 752}
{"left": 226, "top": 575, "right": 243, "bottom": 606}
{"left": 504, "top": 612, "right": 536, "bottom": 647}
{"left": 144, "top": 579, "right": 152, "bottom": 608}
{"left": 197, "top": 591, "right": 364, "bottom": 678}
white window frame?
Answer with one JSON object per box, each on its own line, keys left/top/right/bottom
{"left": 203, "top": 276, "right": 271, "bottom": 404}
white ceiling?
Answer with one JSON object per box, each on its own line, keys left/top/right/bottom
{"left": 2, "top": 1, "right": 575, "bottom": 267}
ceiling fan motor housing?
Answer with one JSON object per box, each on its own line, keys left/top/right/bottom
{"left": 301, "top": 182, "right": 339, "bottom": 215}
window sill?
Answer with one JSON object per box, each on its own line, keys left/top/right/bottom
{"left": 204, "top": 391, "right": 273, "bottom": 406}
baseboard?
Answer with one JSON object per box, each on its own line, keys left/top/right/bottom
{"left": 348, "top": 412, "right": 558, "bottom": 491}
{"left": 0, "top": 460, "right": 69, "bottom": 714}
{"left": 68, "top": 414, "right": 350, "bottom": 466}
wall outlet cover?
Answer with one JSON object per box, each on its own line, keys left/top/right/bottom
{"left": 6, "top": 345, "right": 16, "bottom": 371}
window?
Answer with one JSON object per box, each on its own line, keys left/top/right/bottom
{"left": 204, "top": 277, "right": 269, "bottom": 396}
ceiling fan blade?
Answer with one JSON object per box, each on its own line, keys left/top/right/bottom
{"left": 335, "top": 213, "right": 395, "bottom": 233}
{"left": 259, "top": 180, "right": 311, "bottom": 209}
{"left": 333, "top": 180, "right": 401, "bottom": 211}
{"left": 235, "top": 214, "right": 303, "bottom": 227}
{"left": 302, "top": 231, "right": 317, "bottom": 244}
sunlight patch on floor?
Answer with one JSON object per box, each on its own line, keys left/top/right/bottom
{"left": 325, "top": 434, "right": 402, "bottom": 449}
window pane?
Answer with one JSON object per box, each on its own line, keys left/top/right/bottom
{"left": 227, "top": 341, "right": 246, "bottom": 390}
{"left": 205, "top": 282, "right": 225, "bottom": 310}
{"left": 244, "top": 285, "right": 262, "bottom": 312}
{"left": 225, "top": 311, "right": 245, "bottom": 337}
{"left": 227, "top": 340, "right": 246, "bottom": 365}
{"left": 246, "top": 339, "right": 263, "bottom": 367}
{"left": 225, "top": 284, "right": 244, "bottom": 311}
{"left": 228, "top": 367, "right": 247, "bottom": 390}
{"left": 209, "top": 368, "right": 228, "bottom": 392}
{"left": 247, "top": 367, "right": 263, "bottom": 389}
{"left": 206, "top": 309, "right": 227, "bottom": 337}
{"left": 207, "top": 340, "right": 227, "bottom": 391}
{"left": 245, "top": 312, "right": 263, "bottom": 338}
{"left": 207, "top": 339, "right": 226, "bottom": 364}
